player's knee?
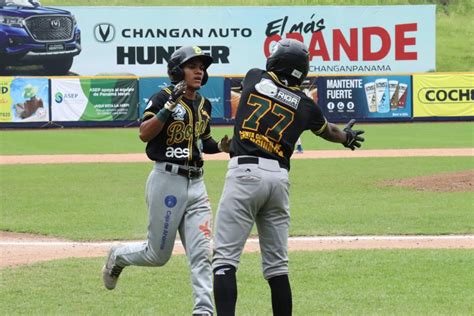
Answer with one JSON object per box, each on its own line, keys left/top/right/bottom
{"left": 147, "top": 246, "right": 172, "bottom": 266}
{"left": 152, "top": 256, "right": 170, "bottom": 266}
{"left": 263, "top": 265, "right": 289, "bottom": 280}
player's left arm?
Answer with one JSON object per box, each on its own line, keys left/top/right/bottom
{"left": 200, "top": 100, "right": 231, "bottom": 154}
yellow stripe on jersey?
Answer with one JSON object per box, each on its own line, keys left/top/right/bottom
{"left": 178, "top": 99, "right": 194, "bottom": 161}
{"left": 163, "top": 87, "right": 172, "bottom": 95}
{"left": 267, "top": 72, "right": 301, "bottom": 91}
{"left": 198, "top": 97, "right": 213, "bottom": 140}
{"left": 313, "top": 119, "right": 328, "bottom": 135}
{"left": 143, "top": 111, "right": 155, "bottom": 120}
{"left": 197, "top": 96, "right": 204, "bottom": 123}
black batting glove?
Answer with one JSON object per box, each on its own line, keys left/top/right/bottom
{"left": 343, "top": 119, "right": 365, "bottom": 150}
{"left": 169, "top": 80, "right": 187, "bottom": 103}
{"left": 164, "top": 80, "right": 187, "bottom": 111}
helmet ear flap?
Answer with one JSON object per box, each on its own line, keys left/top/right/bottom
{"left": 201, "top": 71, "right": 209, "bottom": 86}
{"left": 168, "top": 65, "right": 184, "bottom": 84}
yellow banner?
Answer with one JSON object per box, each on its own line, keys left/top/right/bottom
{"left": 0, "top": 77, "right": 14, "bottom": 122}
{"left": 413, "top": 73, "right": 474, "bottom": 117}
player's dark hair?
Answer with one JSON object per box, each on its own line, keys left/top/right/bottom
{"left": 266, "top": 39, "right": 309, "bottom": 86}
{"left": 167, "top": 46, "right": 213, "bottom": 85}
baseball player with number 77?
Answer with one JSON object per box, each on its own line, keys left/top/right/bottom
{"left": 212, "top": 38, "right": 365, "bottom": 316}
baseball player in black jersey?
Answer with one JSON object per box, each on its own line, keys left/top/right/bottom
{"left": 102, "top": 46, "right": 230, "bottom": 316}
{"left": 212, "top": 39, "right": 364, "bottom": 316}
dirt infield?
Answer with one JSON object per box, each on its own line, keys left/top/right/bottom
{"left": 0, "top": 148, "right": 472, "bottom": 165}
{"left": 1, "top": 148, "right": 473, "bottom": 269}
{"left": 1, "top": 231, "right": 473, "bottom": 269}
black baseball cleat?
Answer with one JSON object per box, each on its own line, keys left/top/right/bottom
{"left": 102, "top": 245, "right": 124, "bottom": 290}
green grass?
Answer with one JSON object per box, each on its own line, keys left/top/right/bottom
{"left": 288, "top": 157, "right": 473, "bottom": 236}
{"left": 1, "top": 250, "right": 473, "bottom": 315}
{"left": 41, "top": 0, "right": 474, "bottom": 72}
{"left": 1, "top": 122, "right": 472, "bottom": 155}
{"left": 1, "top": 157, "right": 472, "bottom": 240}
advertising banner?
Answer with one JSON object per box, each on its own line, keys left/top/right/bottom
{"left": 0, "top": 77, "right": 49, "bottom": 123}
{"left": 317, "top": 75, "right": 412, "bottom": 121}
{"left": 51, "top": 78, "right": 138, "bottom": 121}
{"left": 138, "top": 77, "right": 225, "bottom": 119}
{"left": 413, "top": 73, "right": 474, "bottom": 117}
{"left": 59, "top": 5, "right": 435, "bottom": 76}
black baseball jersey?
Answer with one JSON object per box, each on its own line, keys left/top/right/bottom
{"left": 142, "top": 86, "right": 219, "bottom": 164}
{"left": 231, "top": 69, "right": 328, "bottom": 170}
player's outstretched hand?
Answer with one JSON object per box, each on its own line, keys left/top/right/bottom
{"left": 218, "top": 135, "right": 231, "bottom": 153}
{"left": 342, "top": 119, "right": 365, "bottom": 150}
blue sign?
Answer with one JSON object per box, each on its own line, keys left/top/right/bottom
{"left": 138, "top": 77, "right": 225, "bottom": 119}
{"left": 317, "top": 75, "right": 412, "bottom": 121}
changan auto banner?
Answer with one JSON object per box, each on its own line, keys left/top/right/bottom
{"left": 64, "top": 5, "right": 435, "bottom": 76}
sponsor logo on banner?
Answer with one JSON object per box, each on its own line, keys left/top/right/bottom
{"left": 55, "top": 92, "right": 63, "bottom": 103}
{"left": 263, "top": 14, "right": 426, "bottom": 73}
{"left": 65, "top": 6, "right": 435, "bottom": 75}
{"left": 418, "top": 87, "right": 473, "bottom": 104}
{"left": 55, "top": 92, "right": 79, "bottom": 104}
{"left": 318, "top": 75, "right": 412, "bottom": 120}
{"left": 413, "top": 74, "right": 474, "bottom": 117}
{"left": 94, "top": 23, "right": 115, "bottom": 43}
{"left": 116, "top": 46, "right": 230, "bottom": 66}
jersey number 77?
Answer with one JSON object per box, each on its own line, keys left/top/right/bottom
{"left": 242, "top": 94, "right": 294, "bottom": 142}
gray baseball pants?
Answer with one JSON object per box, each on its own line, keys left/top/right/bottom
{"left": 113, "top": 162, "right": 213, "bottom": 315}
{"left": 212, "top": 156, "right": 290, "bottom": 279}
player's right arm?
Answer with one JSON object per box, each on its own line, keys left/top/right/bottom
{"left": 139, "top": 89, "right": 172, "bottom": 142}
{"left": 315, "top": 120, "right": 365, "bottom": 150}
{"left": 139, "top": 82, "right": 187, "bottom": 142}
{"left": 308, "top": 100, "right": 364, "bottom": 149}
{"left": 317, "top": 122, "right": 347, "bottom": 143}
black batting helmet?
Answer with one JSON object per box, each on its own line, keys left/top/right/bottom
{"left": 266, "top": 39, "right": 309, "bottom": 86}
{"left": 167, "top": 46, "right": 214, "bottom": 85}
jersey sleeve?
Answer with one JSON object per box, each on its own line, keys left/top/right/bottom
{"left": 200, "top": 98, "right": 213, "bottom": 140}
{"left": 242, "top": 68, "right": 265, "bottom": 88}
{"left": 199, "top": 98, "right": 220, "bottom": 153}
{"left": 307, "top": 101, "right": 328, "bottom": 135}
{"left": 142, "top": 88, "right": 172, "bottom": 121}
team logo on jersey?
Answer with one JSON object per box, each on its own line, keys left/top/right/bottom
{"left": 172, "top": 104, "right": 186, "bottom": 121}
{"left": 255, "top": 78, "right": 301, "bottom": 109}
